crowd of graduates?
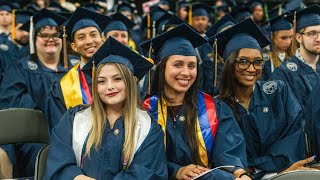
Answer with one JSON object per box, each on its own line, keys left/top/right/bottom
{"left": 0, "top": 0, "right": 319, "bottom": 179}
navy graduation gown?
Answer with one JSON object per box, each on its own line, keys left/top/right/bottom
{"left": 229, "top": 80, "right": 305, "bottom": 176}
{"left": 304, "top": 82, "right": 320, "bottom": 160}
{"left": 45, "top": 106, "right": 168, "bottom": 180}
{"left": 164, "top": 99, "right": 247, "bottom": 179}
{"left": 270, "top": 56, "right": 320, "bottom": 117}
{"left": 0, "top": 56, "right": 70, "bottom": 130}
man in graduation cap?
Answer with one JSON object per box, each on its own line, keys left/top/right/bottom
{"left": 270, "top": 4, "right": 320, "bottom": 119}
{"left": 60, "top": 7, "right": 110, "bottom": 110}
{"left": 0, "top": 9, "right": 68, "bottom": 178}
{"left": 0, "top": 1, "right": 13, "bottom": 36}
{"left": 0, "top": 10, "right": 32, "bottom": 84}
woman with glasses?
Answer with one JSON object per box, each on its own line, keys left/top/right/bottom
{"left": 210, "top": 18, "right": 313, "bottom": 179}
{"left": 0, "top": 9, "right": 69, "bottom": 178}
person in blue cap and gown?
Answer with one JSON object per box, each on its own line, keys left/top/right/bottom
{"left": 45, "top": 36, "right": 168, "bottom": 180}
{"left": 270, "top": 4, "right": 320, "bottom": 125}
{"left": 60, "top": 7, "right": 110, "bottom": 110}
{"left": 260, "top": 13, "right": 294, "bottom": 80}
{"left": 212, "top": 17, "right": 314, "bottom": 179}
{"left": 0, "top": 9, "right": 69, "bottom": 178}
{"left": 0, "top": 1, "right": 13, "bottom": 36}
{"left": 0, "top": 10, "right": 32, "bottom": 83}
{"left": 141, "top": 23, "right": 250, "bottom": 180}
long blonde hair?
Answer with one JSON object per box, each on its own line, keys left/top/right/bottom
{"left": 270, "top": 31, "right": 294, "bottom": 67}
{"left": 86, "top": 62, "right": 139, "bottom": 167}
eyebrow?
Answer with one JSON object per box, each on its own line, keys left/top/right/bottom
{"left": 98, "top": 74, "right": 121, "bottom": 78}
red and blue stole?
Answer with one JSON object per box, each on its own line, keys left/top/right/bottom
{"left": 143, "top": 91, "right": 218, "bottom": 167}
{"left": 60, "top": 63, "right": 92, "bottom": 109}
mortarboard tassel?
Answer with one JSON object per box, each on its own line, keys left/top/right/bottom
{"left": 267, "top": 22, "right": 275, "bottom": 72}
{"left": 147, "top": 13, "right": 151, "bottom": 39}
{"left": 278, "top": 5, "right": 282, "bottom": 16}
{"left": 11, "top": 10, "right": 16, "bottom": 41}
{"left": 291, "top": 11, "right": 297, "bottom": 53}
{"left": 264, "top": 3, "right": 269, "bottom": 21}
{"left": 29, "top": 16, "right": 35, "bottom": 54}
{"left": 63, "top": 26, "right": 68, "bottom": 69}
{"left": 213, "top": 38, "right": 218, "bottom": 87}
{"left": 92, "top": 60, "right": 95, "bottom": 97}
{"left": 147, "top": 43, "right": 153, "bottom": 95}
{"left": 188, "top": 5, "right": 192, "bottom": 26}
{"left": 152, "top": 21, "right": 156, "bottom": 38}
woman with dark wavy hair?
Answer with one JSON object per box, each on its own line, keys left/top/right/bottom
{"left": 212, "top": 18, "right": 313, "bottom": 179}
{"left": 141, "top": 23, "right": 251, "bottom": 180}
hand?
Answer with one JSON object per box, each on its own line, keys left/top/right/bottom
{"left": 176, "top": 164, "right": 209, "bottom": 180}
{"left": 280, "top": 156, "right": 316, "bottom": 174}
{"left": 74, "top": 175, "right": 96, "bottom": 180}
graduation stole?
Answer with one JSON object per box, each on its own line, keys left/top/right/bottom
{"left": 143, "top": 91, "right": 218, "bottom": 167}
{"left": 60, "top": 63, "right": 92, "bottom": 109}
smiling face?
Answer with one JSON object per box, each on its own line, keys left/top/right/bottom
{"left": 35, "top": 26, "right": 62, "bottom": 57}
{"left": 71, "top": 26, "right": 104, "bottom": 63}
{"left": 97, "top": 64, "right": 126, "bottom": 109}
{"left": 164, "top": 55, "right": 197, "bottom": 96}
{"left": 234, "top": 48, "right": 263, "bottom": 88}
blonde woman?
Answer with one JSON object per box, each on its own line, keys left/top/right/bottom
{"left": 44, "top": 37, "right": 168, "bottom": 180}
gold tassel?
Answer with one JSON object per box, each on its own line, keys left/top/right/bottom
{"left": 92, "top": 60, "right": 95, "bottom": 97}
{"left": 213, "top": 38, "right": 218, "bottom": 87}
{"left": 11, "top": 10, "right": 16, "bottom": 41}
{"left": 147, "top": 13, "right": 151, "bottom": 39}
{"left": 147, "top": 43, "right": 153, "bottom": 95}
{"left": 291, "top": 11, "right": 297, "bottom": 53}
{"left": 63, "top": 26, "right": 68, "bottom": 69}
{"left": 279, "top": 5, "right": 282, "bottom": 16}
{"left": 188, "top": 5, "right": 192, "bottom": 26}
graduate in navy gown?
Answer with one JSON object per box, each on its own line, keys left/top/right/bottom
{"left": 0, "top": 9, "right": 68, "bottom": 178}
{"left": 270, "top": 5, "right": 320, "bottom": 119}
{"left": 45, "top": 37, "right": 167, "bottom": 180}
{"left": 141, "top": 24, "right": 250, "bottom": 180}
{"left": 60, "top": 7, "right": 110, "bottom": 109}
{"left": 212, "top": 18, "right": 313, "bottom": 179}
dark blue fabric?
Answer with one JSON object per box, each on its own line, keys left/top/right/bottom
{"left": 270, "top": 56, "right": 320, "bottom": 118}
{"left": 304, "top": 82, "right": 320, "bottom": 162}
{"left": 44, "top": 106, "right": 168, "bottom": 180}
{"left": 224, "top": 80, "right": 305, "bottom": 175}
{"left": 155, "top": 97, "right": 247, "bottom": 178}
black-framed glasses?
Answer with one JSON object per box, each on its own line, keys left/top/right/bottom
{"left": 299, "top": 31, "right": 320, "bottom": 39}
{"left": 236, "top": 57, "right": 265, "bottom": 70}
{"left": 37, "top": 33, "right": 60, "bottom": 41}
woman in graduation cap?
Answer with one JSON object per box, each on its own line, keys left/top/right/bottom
{"left": 44, "top": 37, "right": 168, "bottom": 180}
{"left": 141, "top": 23, "right": 250, "bottom": 180}
{"left": 261, "top": 13, "right": 294, "bottom": 80}
{"left": 0, "top": 9, "right": 69, "bottom": 178}
{"left": 212, "top": 18, "right": 313, "bottom": 179}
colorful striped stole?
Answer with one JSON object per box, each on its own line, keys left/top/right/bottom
{"left": 60, "top": 63, "right": 92, "bottom": 109}
{"left": 143, "top": 91, "right": 218, "bottom": 166}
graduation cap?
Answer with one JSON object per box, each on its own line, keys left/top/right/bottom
{"left": 190, "top": 2, "right": 214, "bottom": 18}
{"left": 268, "top": 13, "right": 292, "bottom": 32}
{"left": 102, "top": 12, "right": 135, "bottom": 35}
{"left": 0, "top": 1, "right": 14, "bottom": 12}
{"left": 177, "top": 0, "right": 188, "bottom": 10}
{"left": 140, "top": 23, "right": 208, "bottom": 63}
{"left": 83, "top": 36, "right": 153, "bottom": 80}
{"left": 209, "top": 18, "right": 270, "bottom": 60}
{"left": 14, "top": 11, "right": 33, "bottom": 25}
{"left": 206, "top": 13, "right": 236, "bottom": 37}
{"left": 19, "top": 9, "right": 67, "bottom": 55}
{"left": 117, "top": 2, "right": 136, "bottom": 14}
{"left": 284, "top": 4, "right": 320, "bottom": 32}
{"left": 48, "top": 2, "right": 70, "bottom": 13}
{"left": 230, "top": 5, "right": 252, "bottom": 22}
{"left": 268, "top": 4, "right": 286, "bottom": 19}
{"left": 81, "top": 2, "right": 105, "bottom": 13}
{"left": 157, "top": 15, "right": 188, "bottom": 34}
{"left": 155, "top": 13, "right": 173, "bottom": 34}
{"left": 285, "top": 0, "right": 305, "bottom": 13}
{"left": 25, "top": 3, "right": 41, "bottom": 14}
{"left": 64, "top": 7, "right": 111, "bottom": 42}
